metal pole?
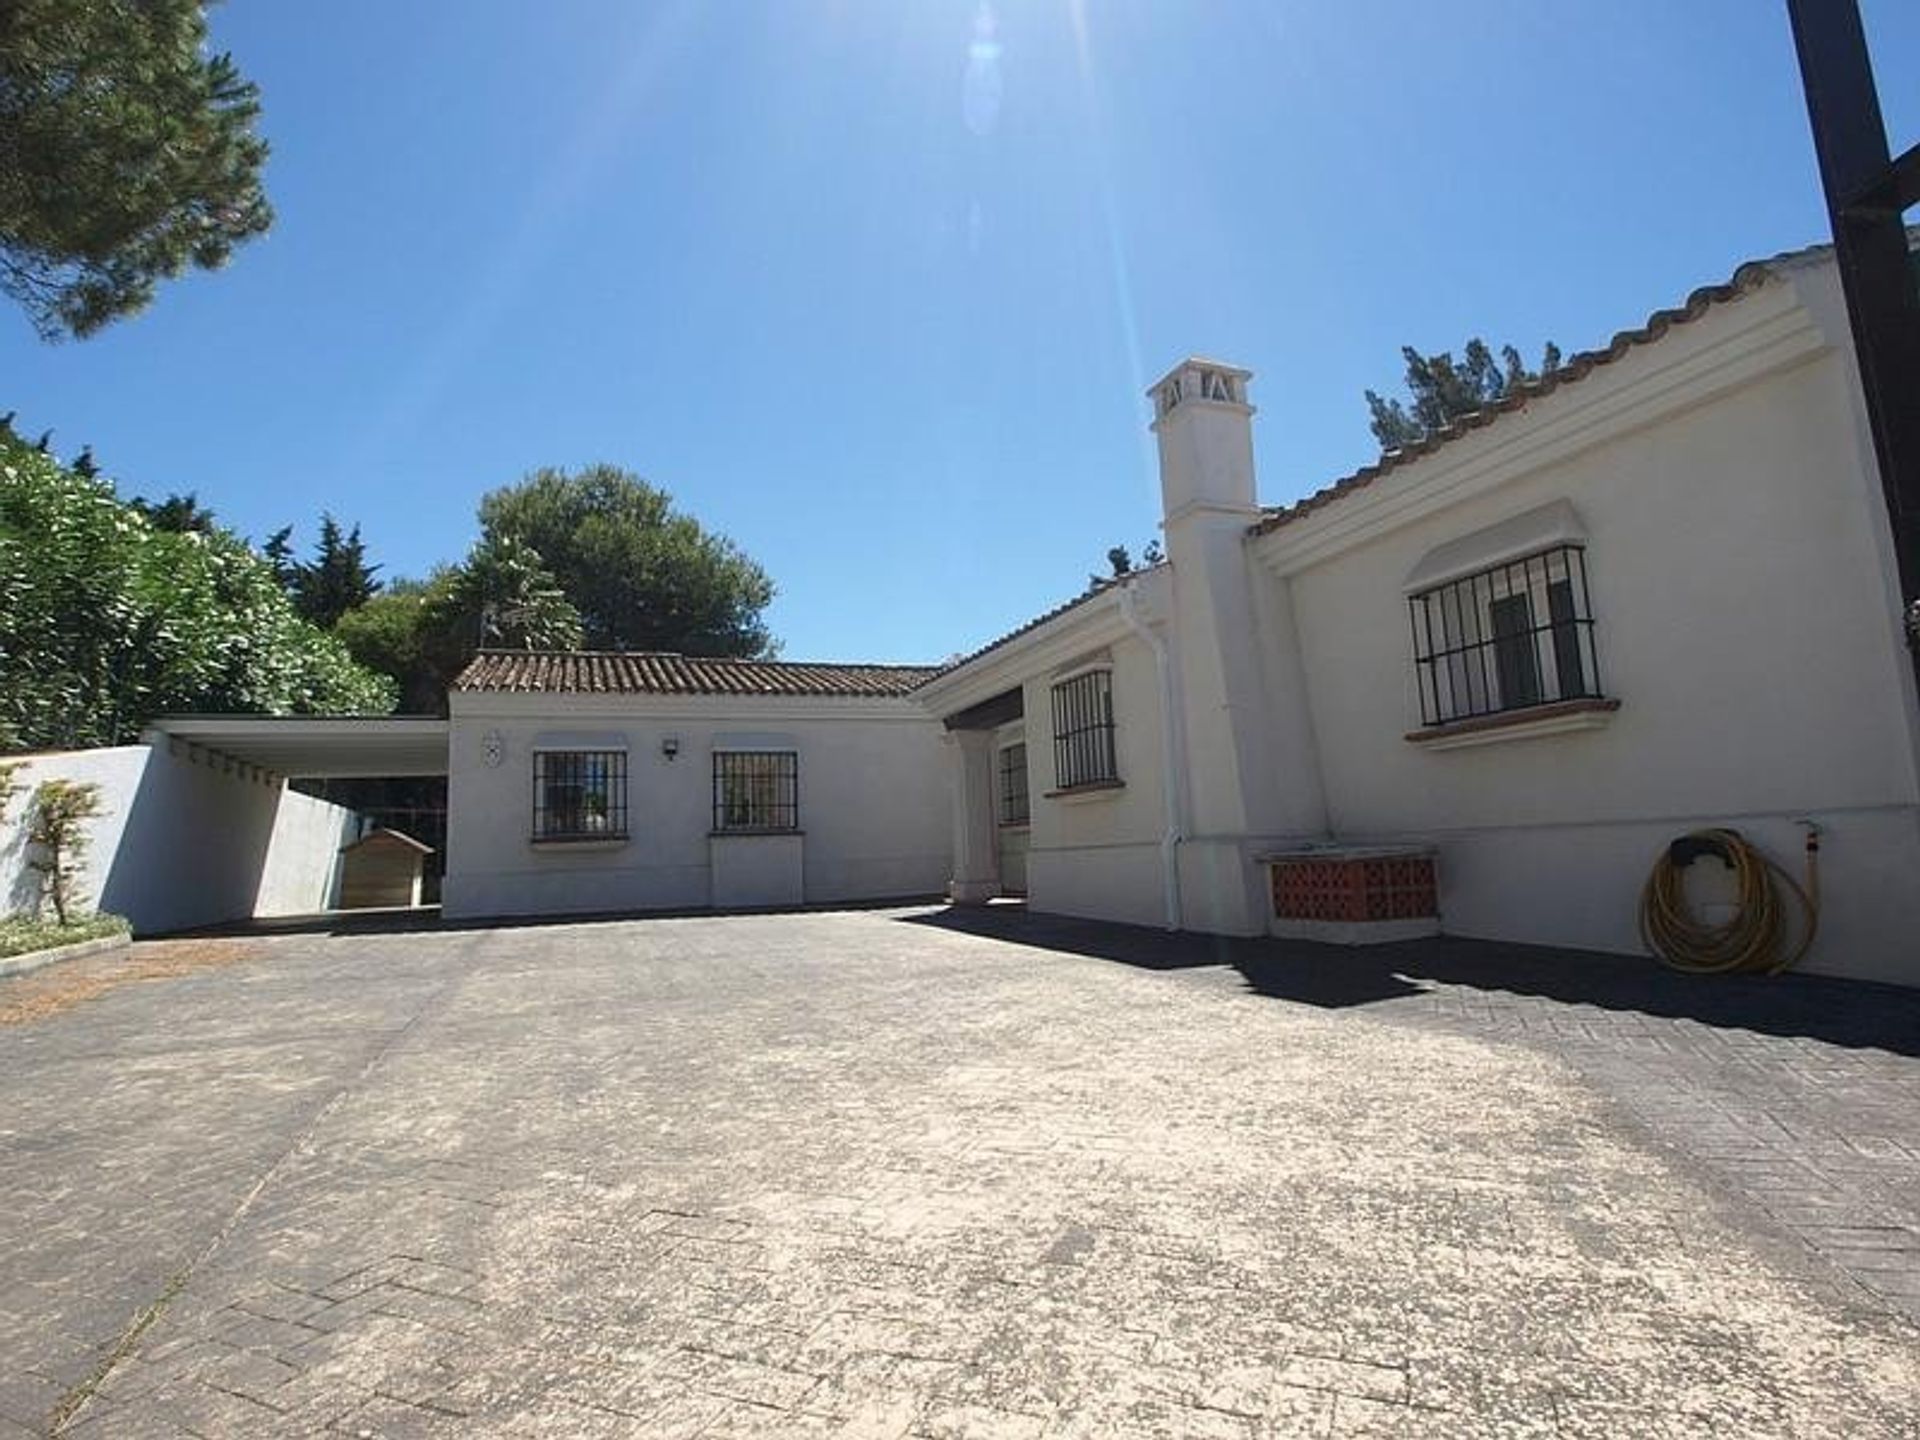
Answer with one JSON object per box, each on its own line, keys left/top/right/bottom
{"left": 1784, "top": 0, "right": 1920, "bottom": 680}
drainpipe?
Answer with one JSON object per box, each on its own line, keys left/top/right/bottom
{"left": 1118, "top": 578, "right": 1185, "bottom": 930}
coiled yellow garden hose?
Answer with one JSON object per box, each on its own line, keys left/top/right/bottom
{"left": 1637, "top": 826, "right": 1820, "bottom": 976}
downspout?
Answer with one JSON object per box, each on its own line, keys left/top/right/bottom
{"left": 1118, "top": 578, "right": 1185, "bottom": 931}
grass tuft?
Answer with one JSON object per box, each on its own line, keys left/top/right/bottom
{"left": 0, "top": 913, "right": 130, "bottom": 959}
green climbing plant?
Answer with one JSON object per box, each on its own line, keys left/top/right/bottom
{"left": 25, "top": 778, "right": 104, "bottom": 925}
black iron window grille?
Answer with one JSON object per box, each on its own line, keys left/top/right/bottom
{"left": 998, "top": 741, "right": 1030, "bottom": 824}
{"left": 1409, "top": 544, "right": 1602, "bottom": 726}
{"left": 1050, "top": 669, "right": 1118, "bottom": 789}
{"left": 532, "top": 750, "right": 628, "bottom": 839}
{"left": 713, "top": 750, "right": 799, "bottom": 832}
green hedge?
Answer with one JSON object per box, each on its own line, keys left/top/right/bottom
{"left": 0, "top": 914, "right": 130, "bottom": 960}
{"left": 1, "top": 430, "right": 397, "bottom": 749}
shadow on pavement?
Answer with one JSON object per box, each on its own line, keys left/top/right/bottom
{"left": 901, "top": 903, "right": 1920, "bottom": 1057}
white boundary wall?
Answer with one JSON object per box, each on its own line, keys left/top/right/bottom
{"left": 0, "top": 744, "right": 358, "bottom": 935}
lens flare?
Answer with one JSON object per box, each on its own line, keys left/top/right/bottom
{"left": 963, "top": 3, "right": 1003, "bottom": 137}
{"left": 1068, "top": 0, "right": 1155, "bottom": 489}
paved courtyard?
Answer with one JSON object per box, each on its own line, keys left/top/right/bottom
{"left": 1, "top": 908, "right": 1916, "bottom": 1438}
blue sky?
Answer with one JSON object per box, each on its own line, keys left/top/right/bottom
{"left": 4, "top": 2, "right": 1916, "bottom": 663}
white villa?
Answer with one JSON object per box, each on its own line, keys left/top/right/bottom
{"left": 11, "top": 240, "right": 1918, "bottom": 987}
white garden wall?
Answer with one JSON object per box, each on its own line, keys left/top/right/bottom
{"left": 0, "top": 743, "right": 358, "bottom": 935}
{"left": 258, "top": 786, "right": 362, "bottom": 916}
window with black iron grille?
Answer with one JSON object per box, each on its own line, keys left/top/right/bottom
{"left": 998, "top": 741, "right": 1030, "bottom": 824}
{"left": 532, "top": 750, "right": 628, "bottom": 839}
{"left": 1408, "top": 545, "right": 1602, "bottom": 726}
{"left": 713, "top": 750, "right": 799, "bottom": 832}
{"left": 1050, "top": 669, "right": 1118, "bottom": 789}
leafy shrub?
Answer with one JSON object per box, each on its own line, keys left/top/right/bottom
{"left": 25, "top": 778, "right": 104, "bottom": 924}
{"left": 0, "top": 430, "right": 395, "bottom": 748}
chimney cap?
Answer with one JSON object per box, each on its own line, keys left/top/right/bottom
{"left": 1146, "top": 356, "right": 1253, "bottom": 396}
{"left": 1148, "top": 357, "right": 1255, "bottom": 425}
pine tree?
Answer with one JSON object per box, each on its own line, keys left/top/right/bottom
{"left": 262, "top": 526, "right": 299, "bottom": 593}
{"left": 293, "top": 514, "right": 381, "bottom": 626}
{"left": 133, "top": 491, "right": 217, "bottom": 534}
{"left": 1365, "top": 339, "right": 1563, "bottom": 451}
{"left": 1, "top": 0, "right": 273, "bottom": 339}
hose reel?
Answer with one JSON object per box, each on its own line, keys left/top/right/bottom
{"left": 1637, "top": 826, "right": 1820, "bottom": 976}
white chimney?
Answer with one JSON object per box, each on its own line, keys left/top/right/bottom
{"left": 1145, "top": 357, "right": 1322, "bottom": 933}
{"left": 1150, "top": 358, "right": 1258, "bottom": 520}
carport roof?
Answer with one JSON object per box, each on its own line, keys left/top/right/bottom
{"left": 143, "top": 716, "right": 449, "bottom": 779}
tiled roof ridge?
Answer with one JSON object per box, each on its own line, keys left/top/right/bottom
{"left": 467, "top": 647, "right": 935, "bottom": 667}
{"left": 454, "top": 650, "right": 941, "bottom": 698}
{"left": 909, "top": 237, "right": 1870, "bottom": 691}
{"left": 1249, "top": 238, "right": 1851, "bottom": 537}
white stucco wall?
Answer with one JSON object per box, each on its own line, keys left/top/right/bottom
{"left": 441, "top": 693, "right": 951, "bottom": 921}
{"left": 1261, "top": 285, "right": 1920, "bottom": 984}
{"left": 258, "top": 787, "right": 360, "bottom": 916}
{"left": 1018, "top": 629, "right": 1174, "bottom": 930}
{"left": 710, "top": 832, "right": 805, "bottom": 908}
{"left": 922, "top": 590, "right": 1182, "bottom": 933}
{"left": 0, "top": 743, "right": 358, "bottom": 934}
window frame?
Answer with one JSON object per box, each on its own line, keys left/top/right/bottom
{"left": 997, "top": 739, "right": 1030, "bottom": 826}
{"left": 711, "top": 749, "right": 800, "bottom": 834}
{"left": 1049, "top": 667, "right": 1119, "bottom": 792}
{"left": 531, "top": 748, "right": 629, "bottom": 842}
{"left": 1408, "top": 543, "right": 1603, "bottom": 728}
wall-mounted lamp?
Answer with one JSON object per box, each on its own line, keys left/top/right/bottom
{"left": 661, "top": 735, "right": 681, "bottom": 761}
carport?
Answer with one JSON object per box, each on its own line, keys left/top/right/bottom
{"left": 52, "top": 716, "right": 457, "bottom": 934}
{"left": 144, "top": 716, "right": 450, "bottom": 779}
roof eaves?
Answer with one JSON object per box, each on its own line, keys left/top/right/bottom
{"left": 1247, "top": 240, "right": 1841, "bottom": 539}
{"left": 910, "top": 568, "right": 1157, "bottom": 693}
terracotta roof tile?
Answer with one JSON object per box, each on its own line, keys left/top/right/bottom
{"left": 1248, "top": 241, "right": 1844, "bottom": 537}
{"left": 454, "top": 651, "right": 940, "bottom": 698}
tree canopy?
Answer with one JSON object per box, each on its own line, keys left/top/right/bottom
{"left": 290, "top": 514, "right": 381, "bottom": 626}
{"left": 131, "top": 490, "right": 218, "bottom": 534}
{"left": 0, "top": 0, "right": 273, "bottom": 339}
{"left": 335, "top": 540, "right": 583, "bottom": 715}
{"left": 478, "top": 466, "right": 776, "bottom": 657}
{"left": 1088, "top": 538, "right": 1163, "bottom": 591}
{"left": 0, "top": 429, "right": 393, "bottom": 750}
{"left": 1365, "top": 339, "right": 1563, "bottom": 452}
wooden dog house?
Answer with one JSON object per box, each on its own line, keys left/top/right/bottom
{"left": 338, "top": 828, "right": 434, "bottom": 909}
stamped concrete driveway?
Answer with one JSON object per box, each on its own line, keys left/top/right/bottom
{"left": 1, "top": 908, "right": 1916, "bottom": 1438}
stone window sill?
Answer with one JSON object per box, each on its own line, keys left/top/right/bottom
{"left": 530, "top": 833, "right": 630, "bottom": 850}
{"left": 1406, "top": 697, "right": 1620, "bottom": 751}
{"left": 709, "top": 828, "right": 805, "bottom": 839}
{"left": 1044, "top": 779, "right": 1125, "bottom": 802}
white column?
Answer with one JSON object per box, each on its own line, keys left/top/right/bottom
{"left": 945, "top": 729, "right": 999, "bottom": 904}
